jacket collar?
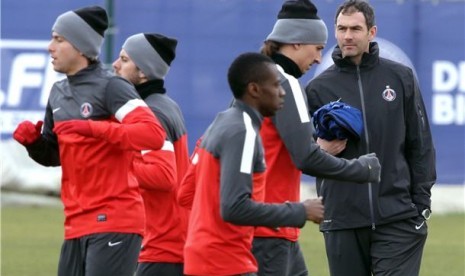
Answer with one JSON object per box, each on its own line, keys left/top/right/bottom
{"left": 67, "top": 61, "right": 102, "bottom": 82}
{"left": 233, "top": 100, "right": 264, "bottom": 128}
{"left": 271, "top": 52, "right": 303, "bottom": 79}
{"left": 135, "top": 79, "right": 166, "bottom": 100}
{"left": 332, "top": 41, "right": 379, "bottom": 71}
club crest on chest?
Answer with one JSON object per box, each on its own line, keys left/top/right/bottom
{"left": 382, "top": 85, "right": 396, "bottom": 102}
{"left": 80, "top": 102, "right": 93, "bottom": 118}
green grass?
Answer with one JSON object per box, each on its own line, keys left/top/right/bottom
{"left": 1, "top": 206, "right": 64, "bottom": 276}
{"left": 1, "top": 207, "right": 464, "bottom": 275}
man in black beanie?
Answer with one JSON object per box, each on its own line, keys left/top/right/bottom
{"left": 253, "top": 0, "right": 382, "bottom": 275}
{"left": 113, "top": 32, "right": 190, "bottom": 276}
{"left": 13, "top": 6, "right": 167, "bottom": 276}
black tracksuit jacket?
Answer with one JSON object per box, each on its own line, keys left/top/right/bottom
{"left": 306, "top": 42, "right": 436, "bottom": 231}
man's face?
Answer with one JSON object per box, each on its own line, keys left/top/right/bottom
{"left": 294, "top": 44, "right": 325, "bottom": 74}
{"left": 335, "top": 11, "right": 376, "bottom": 64}
{"left": 48, "top": 32, "right": 83, "bottom": 75}
{"left": 257, "top": 64, "right": 285, "bottom": 117}
{"left": 112, "top": 49, "right": 143, "bottom": 85}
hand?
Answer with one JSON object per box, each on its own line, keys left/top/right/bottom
{"left": 13, "top": 120, "right": 43, "bottom": 145}
{"left": 54, "top": 120, "right": 93, "bottom": 137}
{"left": 317, "top": 138, "right": 347, "bottom": 156}
{"left": 302, "top": 197, "right": 324, "bottom": 224}
{"left": 358, "top": 153, "right": 381, "bottom": 183}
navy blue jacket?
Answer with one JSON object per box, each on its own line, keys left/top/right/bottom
{"left": 312, "top": 100, "right": 363, "bottom": 141}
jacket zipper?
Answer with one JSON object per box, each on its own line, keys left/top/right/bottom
{"left": 356, "top": 66, "right": 376, "bottom": 230}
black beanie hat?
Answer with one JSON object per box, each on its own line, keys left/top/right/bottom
{"left": 52, "top": 6, "right": 108, "bottom": 59}
{"left": 266, "top": 0, "right": 328, "bottom": 45}
{"left": 145, "top": 34, "right": 177, "bottom": 66}
{"left": 123, "top": 33, "right": 178, "bottom": 80}
{"left": 74, "top": 6, "right": 108, "bottom": 36}
{"left": 278, "top": 0, "right": 320, "bottom": 19}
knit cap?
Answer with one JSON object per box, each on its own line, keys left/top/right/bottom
{"left": 122, "top": 33, "right": 178, "bottom": 80}
{"left": 52, "top": 6, "right": 108, "bottom": 59}
{"left": 266, "top": 0, "right": 328, "bottom": 45}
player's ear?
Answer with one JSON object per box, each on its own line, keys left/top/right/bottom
{"left": 368, "top": 25, "right": 377, "bottom": 41}
{"left": 247, "top": 82, "right": 261, "bottom": 99}
{"left": 138, "top": 70, "right": 146, "bottom": 79}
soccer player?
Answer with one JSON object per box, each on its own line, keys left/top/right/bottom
{"left": 113, "top": 32, "right": 189, "bottom": 276}
{"left": 179, "top": 52, "right": 325, "bottom": 276}
{"left": 253, "top": 0, "right": 381, "bottom": 275}
{"left": 13, "top": 6, "right": 166, "bottom": 276}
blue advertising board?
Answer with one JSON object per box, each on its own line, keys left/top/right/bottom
{"left": 1, "top": 0, "right": 464, "bottom": 184}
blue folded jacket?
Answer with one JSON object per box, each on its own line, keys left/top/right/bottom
{"left": 312, "top": 101, "right": 363, "bottom": 141}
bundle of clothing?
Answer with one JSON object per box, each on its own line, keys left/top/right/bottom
{"left": 312, "top": 100, "right": 363, "bottom": 141}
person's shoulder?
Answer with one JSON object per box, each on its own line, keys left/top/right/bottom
{"left": 307, "top": 64, "right": 338, "bottom": 86}
{"left": 203, "top": 109, "right": 246, "bottom": 144}
{"left": 216, "top": 108, "right": 248, "bottom": 133}
{"left": 379, "top": 57, "right": 413, "bottom": 74}
{"left": 217, "top": 107, "right": 241, "bottom": 123}
{"left": 318, "top": 64, "right": 339, "bottom": 77}
{"left": 148, "top": 93, "right": 183, "bottom": 113}
{"left": 164, "top": 95, "right": 185, "bottom": 116}
{"left": 90, "top": 66, "right": 132, "bottom": 86}
{"left": 105, "top": 75, "right": 136, "bottom": 91}
{"left": 53, "top": 77, "right": 68, "bottom": 87}
{"left": 107, "top": 75, "right": 133, "bottom": 85}
{"left": 93, "top": 65, "right": 132, "bottom": 85}
{"left": 160, "top": 93, "right": 182, "bottom": 108}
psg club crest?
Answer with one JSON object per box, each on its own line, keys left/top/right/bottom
{"left": 382, "top": 85, "right": 396, "bottom": 102}
{"left": 80, "top": 102, "right": 93, "bottom": 118}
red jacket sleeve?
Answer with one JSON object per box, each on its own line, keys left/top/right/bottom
{"left": 133, "top": 140, "right": 177, "bottom": 191}
{"left": 177, "top": 157, "right": 197, "bottom": 209}
{"left": 173, "top": 134, "right": 190, "bottom": 186}
{"left": 90, "top": 104, "right": 166, "bottom": 151}
{"left": 177, "top": 137, "right": 202, "bottom": 209}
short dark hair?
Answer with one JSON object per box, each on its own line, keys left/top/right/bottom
{"left": 335, "top": 0, "right": 375, "bottom": 30}
{"left": 227, "top": 52, "right": 276, "bottom": 99}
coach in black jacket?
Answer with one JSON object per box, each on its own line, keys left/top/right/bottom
{"left": 305, "top": 1, "right": 436, "bottom": 275}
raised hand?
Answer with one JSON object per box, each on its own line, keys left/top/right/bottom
{"left": 13, "top": 120, "right": 43, "bottom": 145}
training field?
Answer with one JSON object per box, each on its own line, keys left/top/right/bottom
{"left": 1, "top": 206, "right": 464, "bottom": 276}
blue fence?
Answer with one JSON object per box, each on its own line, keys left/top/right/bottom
{"left": 1, "top": 0, "right": 464, "bottom": 184}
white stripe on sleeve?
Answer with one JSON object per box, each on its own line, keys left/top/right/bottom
{"left": 141, "top": 140, "right": 174, "bottom": 155}
{"left": 115, "top": 99, "right": 148, "bottom": 122}
{"left": 192, "top": 153, "right": 199, "bottom": 165}
{"left": 240, "top": 112, "right": 256, "bottom": 174}
{"left": 161, "top": 140, "right": 174, "bottom": 152}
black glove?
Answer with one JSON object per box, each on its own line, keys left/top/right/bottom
{"left": 358, "top": 153, "right": 381, "bottom": 183}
